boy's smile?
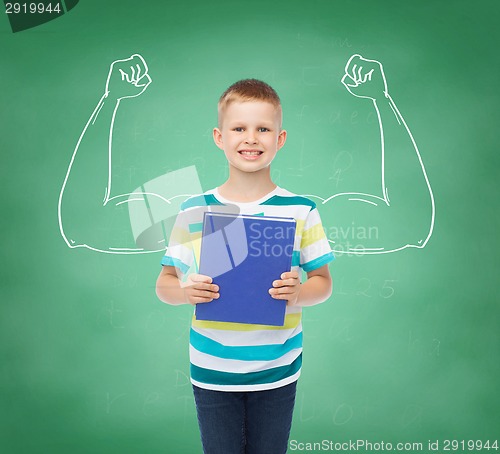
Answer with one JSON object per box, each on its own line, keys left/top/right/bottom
{"left": 213, "top": 100, "right": 287, "bottom": 174}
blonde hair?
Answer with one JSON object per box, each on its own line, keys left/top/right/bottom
{"left": 218, "top": 79, "right": 282, "bottom": 127}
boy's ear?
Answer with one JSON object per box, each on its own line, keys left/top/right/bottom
{"left": 213, "top": 128, "right": 224, "bottom": 150}
{"left": 277, "top": 129, "right": 287, "bottom": 150}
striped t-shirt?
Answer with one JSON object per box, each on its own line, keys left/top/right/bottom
{"left": 161, "top": 186, "right": 334, "bottom": 392}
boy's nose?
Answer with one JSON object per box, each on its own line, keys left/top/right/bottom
{"left": 244, "top": 134, "right": 257, "bottom": 144}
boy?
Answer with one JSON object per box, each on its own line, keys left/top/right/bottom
{"left": 156, "top": 79, "right": 334, "bottom": 453}
{"left": 60, "top": 53, "right": 433, "bottom": 452}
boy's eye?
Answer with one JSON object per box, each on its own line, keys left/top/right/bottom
{"left": 232, "top": 127, "right": 269, "bottom": 132}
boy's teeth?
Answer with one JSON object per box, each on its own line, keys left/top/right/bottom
{"left": 240, "top": 151, "right": 261, "bottom": 155}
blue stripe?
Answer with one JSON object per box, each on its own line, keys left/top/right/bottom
{"left": 190, "top": 329, "right": 303, "bottom": 361}
{"left": 301, "top": 252, "right": 335, "bottom": 272}
{"left": 189, "top": 222, "right": 203, "bottom": 233}
{"left": 260, "top": 195, "right": 316, "bottom": 210}
{"left": 191, "top": 353, "right": 302, "bottom": 386}
{"left": 161, "top": 256, "right": 190, "bottom": 274}
{"left": 291, "top": 250, "right": 300, "bottom": 267}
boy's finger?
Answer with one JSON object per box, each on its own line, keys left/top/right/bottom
{"left": 280, "top": 271, "right": 299, "bottom": 280}
{"left": 195, "top": 290, "right": 220, "bottom": 299}
{"left": 273, "top": 279, "right": 296, "bottom": 287}
{"left": 191, "top": 296, "right": 215, "bottom": 304}
{"left": 269, "top": 287, "right": 293, "bottom": 296}
{"left": 196, "top": 283, "right": 219, "bottom": 292}
{"left": 269, "top": 290, "right": 292, "bottom": 299}
{"left": 269, "top": 288, "right": 281, "bottom": 298}
{"left": 190, "top": 273, "right": 213, "bottom": 284}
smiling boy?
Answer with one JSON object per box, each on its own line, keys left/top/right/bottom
{"left": 59, "top": 51, "right": 435, "bottom": 452}
{"left": 156, "top": 79, "right": 334, "bottom": 453}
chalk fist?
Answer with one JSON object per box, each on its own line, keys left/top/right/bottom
{"left": 105, "top": 54, "right": 152, "bottom": 100}
{"left": 341, "top": 54, "right": 388, "bottom": 101}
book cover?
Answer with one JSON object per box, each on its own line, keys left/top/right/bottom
{"left": 195, "top": 212, "right": 296, "bottom": 326}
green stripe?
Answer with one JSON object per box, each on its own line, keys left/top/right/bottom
{"left": 190, "top": 329, "right": 302, "bottom": 361}
{"left": 301, "top": 252, "right": 335, "bottom": 272}
{"left": 191, "top": 353, "right": 302, "bottom": 386}
{"left": 260, "top": 195, "right": 316, "bottom": 209}
{"left": 181, "top": 194, "right": 225, "bottom": 210}
{"left": 291, "top": 250, "right": 300, "bottom": 267}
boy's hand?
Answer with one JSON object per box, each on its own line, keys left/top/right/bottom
{"left": 105, "top": 54, "right": 152, "bottom": 101}
{"left": 341, "top": 54, "right": 388, "bottom": 101}
{"left": 182, "top": 273, "right": 219, "bottom": 305}
{"left": 269, "top": 271, "right": 301, "bottom": 306}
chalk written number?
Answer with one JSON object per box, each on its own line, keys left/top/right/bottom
{"left": 5, "top": 3, "right": 61, "bottom": 14}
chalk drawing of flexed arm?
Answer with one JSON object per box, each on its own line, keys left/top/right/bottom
{"left": 312, "top": 55, "right": 435, "bottom": 254}
{"left": 58, "top": 54, "right": 201, "bottom": 254}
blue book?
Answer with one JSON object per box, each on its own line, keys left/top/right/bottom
{"left": 196, "top": 212, "right": 296, "bottom": 326}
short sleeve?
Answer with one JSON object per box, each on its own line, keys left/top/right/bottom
{"left": 161, "top": 209, "right": 195, "bottom": 276}
{"left": 299, "top": 207, "right": 335, "bottom": 272}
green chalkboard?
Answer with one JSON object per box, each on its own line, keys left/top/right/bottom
{"left": 1, "top": 0, "right": 499, "bottom": 452}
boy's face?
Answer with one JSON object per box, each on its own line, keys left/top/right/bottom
{"left": 213, "top": 100, "right": 287, "bottom": 175}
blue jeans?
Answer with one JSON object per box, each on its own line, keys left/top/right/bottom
{"left": 192, "top": 381, "right": 297, "bottom": 454}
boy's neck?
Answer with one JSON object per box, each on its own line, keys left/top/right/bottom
{"left": 218, "top": 166, "right": 277, "bottom": 203}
